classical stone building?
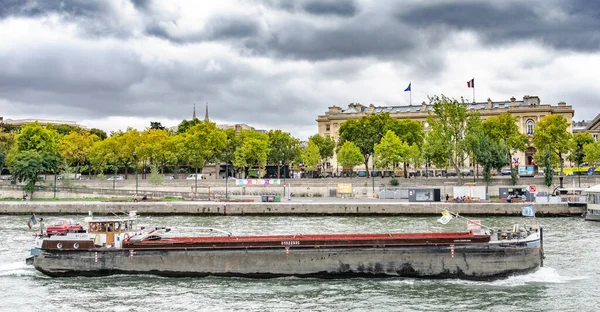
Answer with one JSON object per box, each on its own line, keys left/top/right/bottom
{"left": 0, "top": 116, "right": 86, "bottom": 129}
{"left": 573, "top": 113, "right": 600, "bottom": 142}
{"left": 316, "top": 95, "right": 574, "bottom": 173}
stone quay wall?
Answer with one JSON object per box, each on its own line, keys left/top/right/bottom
{"left": 0, "top": 201, "right": 581, "bottom": 216}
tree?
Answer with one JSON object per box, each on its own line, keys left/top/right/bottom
{"left": 267, "top": 130, "right": 300, "bottom": 178}
{"left": 532, "top": 115, "right": 572, "bottom": 176}
{"left": 570, "top": 132, "right": 595, "bottom": 166}
{"left": 584, "top": 141, "right": 600, "bottom": 167}
{"left": 308, "top": 134, "right": 335, "bottom": 174}
{"left": 58, "top": 131, "right": 98, "bottom": 174}
{"left": 337, "top": 141, "right": 363, "bottom": 177}
{"left": 176, "top": 119, "right": 201, "bottom": 134}
{"left": 11, "top": 151, "right": 56, "bottom": 198}
{"left": 425, "top": 95, "right": 478, "bottom": 182}
{"left": 148, "top": 164, "right": 163, "bottom": 188}
{"left": 150, "top": 122, "right": 165, "bottom": 130}
{"left": 373, "top": 130, "right": 409, "bottom": 169}
{"left": 482, "top": 113, "right": 529, "bottom": 167}
{"left": 232, "top": 130, "right": 270, "bottom": 178}
{"left": 385, "top": 119, "right": 425, "bottom": 147}
{"left": 15, "top": 121, "right": 59, "bottom": 155}
{"left": 473, "top": 135, "right": 509, "bottom": 184}
{"left": 338, "top": 113, "right": 393, "bottom": 178}
{"left": 182, "top": 121, "right": 227, "bottom": 178}
{"left": 300, "top": 141, "right": 321, "bottom": 177}
{"left": 89, "top": 128, "right": 107, "bottom": 140}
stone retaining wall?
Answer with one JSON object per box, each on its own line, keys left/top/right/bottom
{"left": 0, "top": 201, "right": 581, "bottom": 216}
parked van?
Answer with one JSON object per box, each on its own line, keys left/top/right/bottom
{"left": 186, "top": 174, "right": 205, "bottom": 180}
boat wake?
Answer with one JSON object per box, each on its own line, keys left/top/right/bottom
{"left": 491, "top": 267, "right": 589, "bottom": 286}
{"left": 0, "top": 262, "right": 36, "bottom": 277}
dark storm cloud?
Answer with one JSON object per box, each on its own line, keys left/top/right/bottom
{"left": 262, "top": 0, "right": 359, "bottom": 17}
{"left": 398, "top": 0, "right": 600, "bottom": 52}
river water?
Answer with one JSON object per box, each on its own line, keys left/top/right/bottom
{"left": 0, "top": 214, "right": 598, "bottom": 312}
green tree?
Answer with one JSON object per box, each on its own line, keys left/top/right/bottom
{"left": 425, "top": 95, "right": 478, "bottom": 182}
{"left": 11, "top": 151, "right": 57, "bottom": 198}
{"left": 583, "top": 141, "right": 600, "bottom": 167}
{"left": 570, "top": 132, "right": 595, "bottom": 166}
{"left": 233, "top": 130, "right": 270, "bottom": 178}
{"left": 300, "top": 141, "right": 321, "bottom": 177}
{"left": 267, "top": 130, "right": 300, "bottom": 178}
{"left": 89, "top": 128, "right": 107, "bottom": 140}
{"left": 385, "top": 119, "right": 425, "bottom": 147}
{"left": 176, "top": 119, "right": 201, "bottom": 134}
{"left": 308, "top": 134, "right": 335, "bottom": 174}
{"left": 182, "top": 121, "right": 227, "bottom": 178}
{"left": 482, "top": 113, "right": 529, "bottom": 167}
{"left": 15, "top": 121, "right": 59, "bottom": 155}
{"left": 473, "top": 135, "right": 509, "bottom": 184}
{"left": 338, "top": 113, "right": 393, "bottom": 177}
{"left": 58, "top": 131, "right": 98, "bottom": 174}
{"left": 532, "top": 115, "right": 572, "bottom": 176}
{"left": 373, "top": 130, "right": 409, "bottom": 169}
{"left": 150, "top": 122, "right": 165, "bottom": 130}
{"left": 337, "top": 141, "right": 363, "bottom": 177}
{"left": 148, "top": 164, "right": 163, "bottom": 188}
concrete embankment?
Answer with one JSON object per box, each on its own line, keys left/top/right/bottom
{"left": 0, "top": 201, "right": 582, "bottom": 216}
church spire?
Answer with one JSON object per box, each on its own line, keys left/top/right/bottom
{"left": 204, "top": 102, "right": 209, "bottom": 121}
{"left": 193, "top": 103, "right": 197, "bottom": 120}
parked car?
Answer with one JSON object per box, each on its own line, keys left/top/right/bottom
{"left": 500, "top": 168, "right": 512, "bottom": 176}
{"left": 460, "top": 169, "right": 474, "bottom": 176}
{"left": 163, "top": 175, "right": 175, "bottom": 180}
{"left": 107, "top": 175, "right": 125, "bottom": 181}
{"left": 45, "top": 219, "right": 84, "bottom": 235}
{"left": 186, "top": 174, "right": 205, "bottom": 180}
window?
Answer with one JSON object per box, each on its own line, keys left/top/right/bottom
{"left": 526, "top": 119, "right": 535, "bottom": 135}
{"left": 326, "top": 124, "right": 330, "bottom": 131}
{"left": 594, "top": 134, "right": 598, "bottom": 142}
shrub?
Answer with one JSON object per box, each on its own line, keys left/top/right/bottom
{"left": 390, "top": 178, "right": 399, "bottom": 186}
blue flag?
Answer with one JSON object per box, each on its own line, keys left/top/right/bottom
{"left": 521, "top": 205, "right": 535, "bottom": 217}
{"left": 404, "top": 82, "right": 411, "bottom": 92}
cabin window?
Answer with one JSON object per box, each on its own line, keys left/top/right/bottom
{"left": 526, "top": 119, "right": 535, "bottom": 135}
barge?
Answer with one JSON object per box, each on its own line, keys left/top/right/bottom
{"left": 27, "top": 212, "right": 544, "bottom": 280}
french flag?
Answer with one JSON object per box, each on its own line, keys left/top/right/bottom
{"left": 467, "top": 78, "right": 474, "bottom": 88}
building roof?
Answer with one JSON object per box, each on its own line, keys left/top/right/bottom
{"left": 326, "top": 95, "right": 570, "bottom": 115}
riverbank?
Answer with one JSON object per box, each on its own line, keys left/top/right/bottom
{"left": 0, "top": 200, "right": 582, "bottom": 216}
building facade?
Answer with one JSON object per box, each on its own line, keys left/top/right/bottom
{"left": 316, "top": 95, "right": 574, "bottom": 173}
{"left": 573, "top": 113, "right": 600, "bottom": 142}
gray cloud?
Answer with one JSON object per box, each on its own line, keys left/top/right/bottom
{"left": 398, "top": 0, "right": 600, "bottom": 52}
{"left": 262, "top": 0, "right": 359, "bottom": 17}
{"left": 1, "top": 0, "right": 599, "bottom": 139}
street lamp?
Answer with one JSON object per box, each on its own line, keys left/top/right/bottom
{"left": 113, "top": 153, "right": 117, "bottom": 190}
{"left": 225, "top": 149, "right": 229, "bottom": 200}
{"left": 133, "top": 151, "right": 138, "bottom": 195}
{"left": 371, "top": 153, "right": 375, "bottom": 197}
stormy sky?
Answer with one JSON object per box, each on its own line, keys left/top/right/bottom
{"left": 1, "top": 0, "right": 599, "bottom": 139}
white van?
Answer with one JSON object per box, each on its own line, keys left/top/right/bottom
{"left": 186, "top": 174, "right": 205, "bottom": 180}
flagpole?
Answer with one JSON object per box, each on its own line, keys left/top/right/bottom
{"left": 472, "top": 78, "right": 475, "bottom": 103}
{"left": 410, "top": 88, "right": 412, "bottom": 106}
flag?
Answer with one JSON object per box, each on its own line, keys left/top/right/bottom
{"left": 27, "top": 214, "right": 37, "bottom": 229}
{"left": 521, "top": 205, "right": 535, "bottom": 217}
{"left": 437, "top": 210, "right": 453, "bottom": 225}
{"left": 404, "top": 82, "right": 411, "bottom": 92}
{"left": 467, "top": 78, "right": 474, "bottom": 88}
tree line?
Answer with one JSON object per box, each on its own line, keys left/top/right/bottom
{"left": 1, "top": 95, "right": 599, "bottom": 196}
